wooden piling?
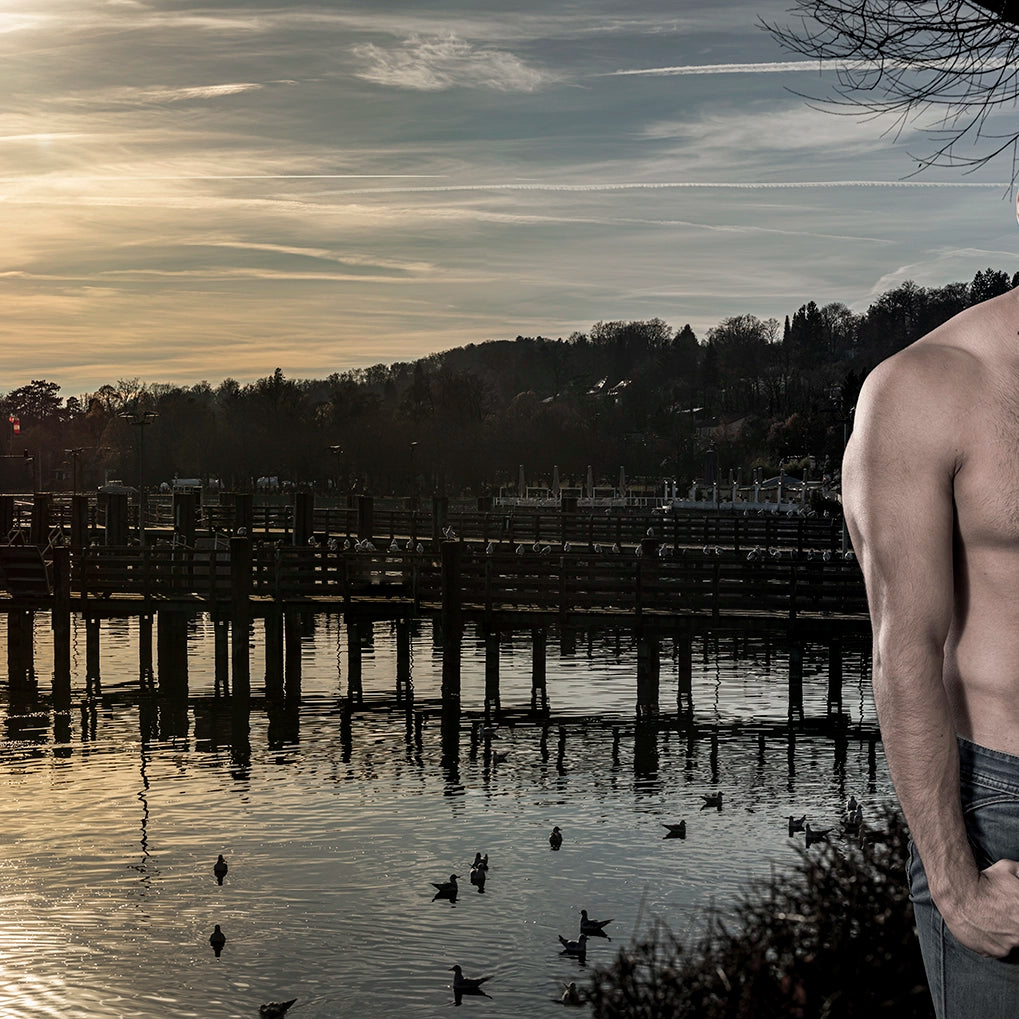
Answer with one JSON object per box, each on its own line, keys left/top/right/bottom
{"left": 346, "top": 616, "right": 363, "bottom": 704}
{"left": 7, "top": 608, "right": 34, "bottom": 693}
{"left": 85, "top": 615, "right": 101, "bottom": 696}
{"left": 284, "top": 608, "right": 302, "bottom": 702}
{"left": 356, "top": 494, "right": 374, "bottom": 542}
{"left": 531, "top": 626, "right": 548, "bottom": 714}
{"left": 675, "top": 633, "right": 693, "bottom": 716}
{"left": 264, "top": 607, "right": 283, "bottom": 698}
{"left": 827, "top": 638, "right": 843, "bottom": 715}
{"left": 30, "top": 493, "right": 51, "bottom": 546}
{"left": 230, "top": 535, "right": 252, "bottom": 700}
{"left": 139, "top": 613, "right": 154, "bottom": 689}
{"left": 396, "top": 617, "right": 412, "bottom": 701}
{"left": 636, "top": 631, "right": 660, "bottom": 720}
{"left": 51, "top": 546, "right": 71, "bottom": 705}
{"left": 157, "top": 610, "right": 189, "bottom": 699}
{"left": 484, "top": 627, "right": 501, "bottom": 718}
{"left": 293, "top": 491, "right": 314, "bottom": 546}
{"left": 440, "top": 541, "right": 463, "bottom": 705}
{"left": 788, "top": 639, "right": 804, "bottom": 721}
{"left": 70, "top": 494, "right": 89, "bottom": 550}
{"left": 213, "top": 615, "right": 228, "bottom": 696}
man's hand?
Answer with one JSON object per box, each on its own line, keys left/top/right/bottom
{"left": 941, "top": 860, "right": 1019, "bottom": 957}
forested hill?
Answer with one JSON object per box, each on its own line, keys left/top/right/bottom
{"left": 2, "top": 268, "right": 1016, "bottom": 496}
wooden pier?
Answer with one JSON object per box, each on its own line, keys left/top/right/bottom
{"left": 1, "top": 519, "right": 870, "bottom": 724}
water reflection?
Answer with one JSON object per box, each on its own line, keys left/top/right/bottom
{"left": 0, "top": 610, "right": 888, "bottom": 1018}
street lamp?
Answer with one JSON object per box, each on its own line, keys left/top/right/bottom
{"left": 120, "top": 411, "right": 157, "bottom": 542}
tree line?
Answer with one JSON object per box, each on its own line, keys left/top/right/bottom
{"left": 2, "top": 267, "right": 1015, "bottom": 498}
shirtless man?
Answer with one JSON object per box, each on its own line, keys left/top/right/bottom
{"left": 843, "top": 226, "right": 1019, "bottom": 1015}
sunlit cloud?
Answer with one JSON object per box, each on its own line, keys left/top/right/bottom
{"left": 351, "top": 34, "right": 557, "bottom": 92}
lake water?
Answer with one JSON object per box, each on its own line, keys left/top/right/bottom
{"left": 0, "top": 612, "right": 891, "bottom": 1018}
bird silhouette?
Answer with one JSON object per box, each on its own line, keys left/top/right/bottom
{"left": 450, "top": 964, "right": 492, "bottom": 1004}
{"left": 213, "top": 854, "right": 228, "bottom": 885}
{"left": 209, "top": 924, "right": 226, "bottom": 957}
{"left": 662, "top": 821, "right": 687, "bottom": 839}
{"left": 549, "top": 825, "right": 563, "bottom": 850}
{"left": 580, "top": 910, "right": 613, "bottom": 936}
{"left": 259, "top": 1000, "right": 297, "bottom": 1018}
{"left": 701, "top": 792, "right": 723, "bottom": 810}
{"left": 805, "top": 823, "right": 831, "bottom": 847}
{"left": 561, "top": 981, "right": 583, "bottom": 1005}
{"left": 558, "top": 933, "right": 588, "bottom": 959}
{"left": 788, "top": 814, "right": 806, "bottom": 835}
{"left": 432, "top": 874, "right": 459, "bottom": 901}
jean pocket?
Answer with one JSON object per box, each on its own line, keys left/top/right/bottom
{"left": 962, "top": 791, "right": 1019, "bottom": 869}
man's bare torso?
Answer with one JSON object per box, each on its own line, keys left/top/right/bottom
{"left": 892, "top": 289, "right": 1019, "bottom": 752}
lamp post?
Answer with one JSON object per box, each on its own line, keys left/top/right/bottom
{"left": 120, "top": 411, "right": 157, "bottom": 542}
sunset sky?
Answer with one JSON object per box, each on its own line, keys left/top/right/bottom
{"left": 3, "top": 0, "right": 1018, "bottom": 397}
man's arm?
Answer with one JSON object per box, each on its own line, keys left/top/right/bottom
{"left": 843, "top": 346, "right": 1019, "bottom": 957}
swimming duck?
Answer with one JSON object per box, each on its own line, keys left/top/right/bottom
{"left": 701, "top": 792, "right": 723, "bottom": 810}
{"left": 432, "top": 874, "right": 459, "bottom": 897}
{"left": 209, "top": 924, "right": 226, "bottom": 957}
{"left": 450, "top": 964, "right": 492, "bottom": 1000}
{"left": 558, "top": 934, "right": 588, "bottom": 957}
{"left": 580, "top": 910, "right": 613, "bottom": 934}
{"left": 213, "top": 854, "right": 228, "bottom": 885}
{"left": 562, "top": 981, "right": 583, "bottom": 1005}
{"left": 662, "top": 821, "right": 687, "bottom": 839}
{"left": 805, "top": 824, "right": 831, "bottom": 847}
{"left": 471, "top": 852, "right": 489, "bottom": 873}
{"left": 259, "top": 1001, "right": 296, "bottom": 1018}
{"left": 788, "top": 814, "right": 806, "bottom": 834}
{"left": 549, "top": 825, "right": 563, "bottom": 850}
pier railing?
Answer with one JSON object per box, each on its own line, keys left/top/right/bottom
{"left": 63, "top": 544, "right": 867, "bottom": 621}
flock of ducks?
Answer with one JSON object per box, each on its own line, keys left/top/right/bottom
{"left": 437, "top": 829, "right": 617, "bottom": 1007}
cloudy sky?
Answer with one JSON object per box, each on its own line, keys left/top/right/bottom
{"left": 3, "top": 0, "right": 1018, "bottom": 397}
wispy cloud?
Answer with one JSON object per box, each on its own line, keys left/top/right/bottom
{"left": 351, "top": 34, "right": 557, "bottom": 92}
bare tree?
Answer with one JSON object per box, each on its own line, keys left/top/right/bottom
{"left": 762, "top": 2, "right": 1019, "bottom": 180}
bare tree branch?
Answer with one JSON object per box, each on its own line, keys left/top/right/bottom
{"left": 761, "top": 1, "right": 1019, "bottom": 180}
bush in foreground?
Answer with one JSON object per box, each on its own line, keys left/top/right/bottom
{"left": 587, "top": 808, "right": 933, "bottom": 1018}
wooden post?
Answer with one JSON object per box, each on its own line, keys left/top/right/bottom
{"left": 676, "top": 632, "right": 693, "bottom": 716}
{"left": 213, "top": 615, "right": 228, "bottom": 696}
{"left": 70, "top": 494, "right": 90, "bottom": 550}
{"left": 440, "top": 541, "right": 463, "bottom": 706}
{"left": 85, "top": 615, "right": 102, "bottom": 696}
{"left": 484, "top": 627, "right": 501, "bottom": 719}
{"left": 51, "top": 546, "right": 71, "bottom": 706}
{"left": 104, "top": 492, "right": 129, "bottom": 546}
{"left": 293, "top": 491, "right": 314, "bottom": 546}
{"left": 7, "top": 609, "right": 34, "bottom": 694}
{"left": 264, "top": 607, "right": 284, "bottom": 699}
{"left": 636, "top": 630, "right": 660, "bottom": 720}
{"left": 531, "top": 626, "right": 548, "bottom": 714}
{"left": 30, "top": 493, "right": 51, "bottom": 546}
{"left": 788, "top": 638, "right": 804, "bottom": 721}
{"left": 230, "top": 535, "right": 252, "bottom": 701}
{"left": 827, "top": 637, "right": 843, "bottom": 716}
{"left": 346, "top": 615, "right": 363, "bottom": 704}
{"left": 396, "top": 617, "right": 412, "bottom": 703}
{"left": 157, "top": 610, "right": 189, "bottom": 699}
{"left": 285, "top": 608, "right": 302, "bottom": 702}
{"left": 139, "top": 613, "right": 154, "bottom": 690}
{"left": 356, "top": 494, "right": 374, "bottom": 542}
{"left": 173, "top": 491, "right": 197, "bottom": 546}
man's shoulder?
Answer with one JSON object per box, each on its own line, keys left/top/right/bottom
{"left": 861, "top": 336, "right": 978, "bottom": 417}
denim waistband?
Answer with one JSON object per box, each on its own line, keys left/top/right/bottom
{"left": 958, "top": 736, "right": 1019, "bottom": 795}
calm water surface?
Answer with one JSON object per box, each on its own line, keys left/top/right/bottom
{"left": 0, "top": 613, "right": 891, "bottom": 1018}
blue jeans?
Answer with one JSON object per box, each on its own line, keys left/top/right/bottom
{"left": 909, "top": 737, "right": 1019, "bottom": 1018}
